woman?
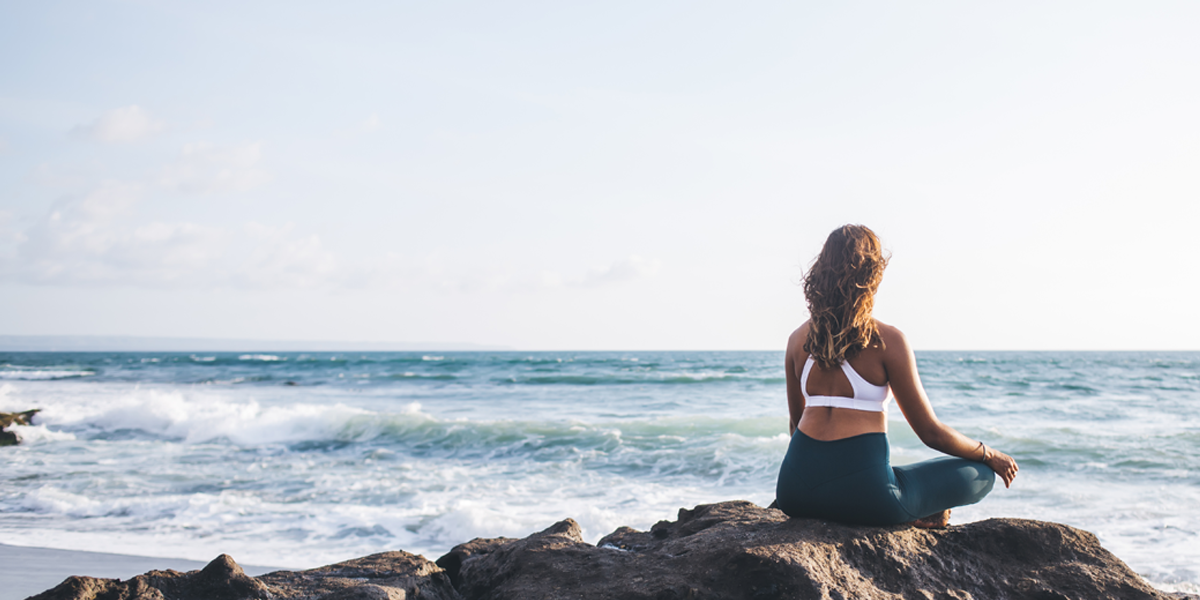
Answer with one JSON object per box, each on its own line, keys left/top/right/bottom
{"left": 776, "top": 225, "right": 1018, "bottom": 528}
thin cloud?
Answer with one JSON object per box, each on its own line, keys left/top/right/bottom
{"left": 28, "top": 163, "right": 92, "bottom": 188}
{"left": 72, "top": 105, "right": 165, "bottom": 143}
{"left": 580, "top": 255, "right": 661, "bottom": 287}
{"left": 158, "top": 142, "right": 271, "bottom": 193}
{"left": 333, "top": 114, "right": 384, "bottom": 138}
{"left": 229, "top": 223, "right": 340, "bottom": 289}
{"left": 502, "top": 255, "right": 662, "bottom": 292}
{"left": 0, "top": 183, "right": 335, "bottom": 289}
{"left": 2, "top": 162, "right": 657, "bottom": 293}
{"left": 2, "top": 198, "right": 661, "bottom": 294}
{"left": 6, "top": 182, "right": 224, "bottom": 286}
{"left": 0, "top": 210, "right": 17, "bottom": 245}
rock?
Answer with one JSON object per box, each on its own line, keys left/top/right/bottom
{"left": 25, "top": 501, "right": 1174, "bottom": 600}
{"left": 0, "top": 409, "right": 39, "bottom": 428}
{"left": 434, "top": 537, "right": 516, "bottom": 589}
{"left": 439, "top": 500, "right": 1171, "bottom": 600}
{"left": 1, "top": 409, "right": 39, "bottom": 446}
{"left": 26, "top": 552, "right": 459, "bottom": 600}
{"left": 259, "top": 551, "right": 460, "bottom": 600}
{"left": 27, "top": 554, "right": 272, "bottom": 600}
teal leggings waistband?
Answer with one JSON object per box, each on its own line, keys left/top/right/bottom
{"left": 775, "top": 431, "right": 995, "bottom": 525}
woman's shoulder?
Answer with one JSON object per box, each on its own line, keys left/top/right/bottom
{"left": 788, "top": 321, "right": 810, "bottom": 345}
{"left": 872, "top": 320, "right": 912, "bottom": 354}
{"left": 786, "top": 322, "right": 810, "bottom": 359}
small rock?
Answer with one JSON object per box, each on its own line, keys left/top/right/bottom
{"left": 0, "top": 409, "right": 39, "bottom": 446}
{"left": 0, "top": 409, "right": 39, "bottom": 429}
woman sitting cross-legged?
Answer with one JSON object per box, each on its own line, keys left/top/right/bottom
{"left": 776, "top": 224, "right": 1018, "bottom": 528}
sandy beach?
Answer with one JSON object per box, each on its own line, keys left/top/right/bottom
{"left": 0, "top": 543, "right": 283, "bottom": 600}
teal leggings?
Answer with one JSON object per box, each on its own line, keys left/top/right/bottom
{"left": 776, "top": 431, "right": 995, "bottom": 525}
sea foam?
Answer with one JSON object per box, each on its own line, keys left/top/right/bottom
{"left": 24, "top": 386, "right": 426, "bottom": 446}
{"left": 0, "top": 367, "right": 94, "bottom": 380}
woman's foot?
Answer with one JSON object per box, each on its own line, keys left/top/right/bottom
{"left": 912, "top": 509, "right": 950, "bottom": 529}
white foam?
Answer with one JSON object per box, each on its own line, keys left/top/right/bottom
{"left": 5, "top": 424, "right": 76, "bottom": 444}
{"left": 0, "top": 368, "right": 94, "bottom": 380}
{"left": 20, "top": 486, "right": 183, "bottom": 518}
{"left": 239, "top": 355, "right": 284, "bottom": 361}
{"left": 0, "top": 382, "right": 18, "bottom": 408}
{"left": 27, "top": 387, "right": 431, "bottom": 446}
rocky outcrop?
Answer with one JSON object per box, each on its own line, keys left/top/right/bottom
{"left": 1, "top": 409, "right": 39, "bottom": 446}
{"left": 27, "top": 500, "right": 1177, "bottom": 600}
{"left": 438, "top": 500, "right": 1170, "bottom": 600}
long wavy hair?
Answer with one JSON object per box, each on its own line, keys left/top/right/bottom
{"left": 803, "top": 225, "right": 890, "bottom": 369}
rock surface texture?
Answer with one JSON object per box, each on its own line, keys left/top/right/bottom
{"left": 27, "top": 501, "right": 1179, "bottom": 600}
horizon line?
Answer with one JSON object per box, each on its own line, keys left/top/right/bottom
{"left": 0, "top": 335, "right": 1195, "bottom": 353}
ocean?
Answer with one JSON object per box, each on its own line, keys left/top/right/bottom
{"left": 1, "top": 351, "right": 1196, "bottom": 592}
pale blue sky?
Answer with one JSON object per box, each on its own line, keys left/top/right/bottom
{"left": 2, "top": 1, "right": 1197, "bottom": 349}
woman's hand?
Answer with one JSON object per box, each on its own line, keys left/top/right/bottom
{"left": 984, "top": 447, "right": 1018, "bottom": 488}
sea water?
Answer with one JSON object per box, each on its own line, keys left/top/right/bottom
{"left": 0, "top": 351, "right": 1196, "bottom": 592}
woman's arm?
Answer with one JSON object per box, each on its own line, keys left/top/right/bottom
{"left": 785, "top": 325, "right": 808, "bottom": 436}
{"left": 881, "top": 324, "right": 1019, "bottom": 487}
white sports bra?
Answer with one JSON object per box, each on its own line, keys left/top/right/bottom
{"left": 801, "top": 355, "right": 892, "bottom": 413}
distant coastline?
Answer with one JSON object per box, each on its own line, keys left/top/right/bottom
{"left": 0, "top": 335, "right": 512, "bottom": 352}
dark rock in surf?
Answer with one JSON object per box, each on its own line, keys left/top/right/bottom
{"left": 0, "top": 409, "right": 39, "bottom": 428}
{"left": 439, "top": 500, "right": 1169, "bottom": 600}
{"left": 25, "top": 500, "right": 1172, "bottom": 600}
{"left": 0, "top": 409, "right": 39, "bottom": 446}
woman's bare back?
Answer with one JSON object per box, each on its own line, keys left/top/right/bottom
{"left": 788, "top": 321, "right": 889, "bottom": 441}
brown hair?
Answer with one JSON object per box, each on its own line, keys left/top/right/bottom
{"left": 803, "top": 225, "right": 890, "bottom": 369}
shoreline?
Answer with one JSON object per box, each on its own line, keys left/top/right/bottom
{"left": 0, "top": 543, "right": 287, "bottom": 600}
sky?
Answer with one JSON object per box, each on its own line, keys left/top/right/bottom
{"left": 1, "top": 1, "right": 1198, "bottom": 350}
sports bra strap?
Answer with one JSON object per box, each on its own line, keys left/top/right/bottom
{"left": 800, "top": 355, "right": 891, "bottom": 413}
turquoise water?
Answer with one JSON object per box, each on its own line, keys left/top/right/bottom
{"left": 0, "top": 351, "right": 1196, "bottom": 591}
